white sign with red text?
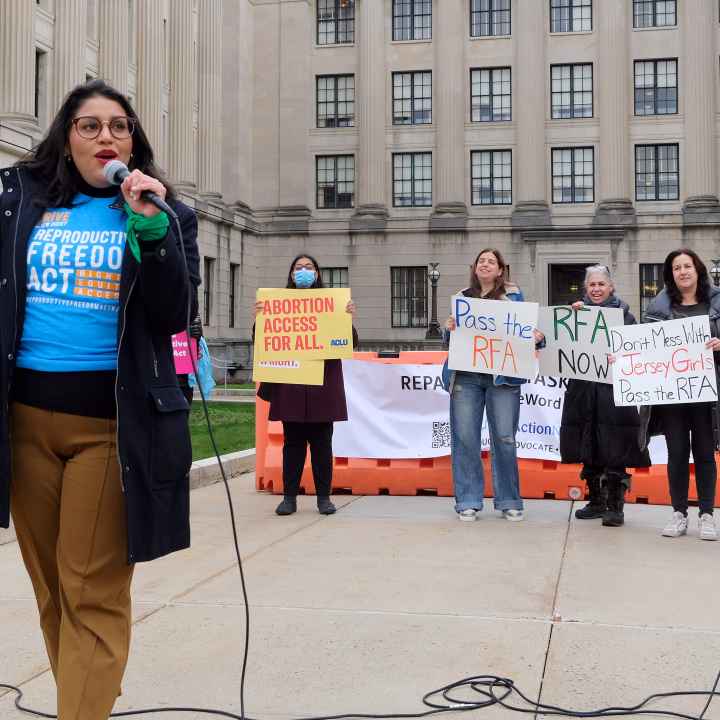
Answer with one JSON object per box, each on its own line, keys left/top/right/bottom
{"left": 612, "top": 317, "right": 718, "bottom": 406}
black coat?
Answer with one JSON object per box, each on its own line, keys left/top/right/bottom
{"left": 0, "top": 166, "right": 201, "bottom": 563}
{"left": 559, "top": 296, "right": 651, "bottom": 469}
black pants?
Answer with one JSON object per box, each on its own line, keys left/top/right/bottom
{"left": 282, "top": 421, "right": 333, "bottom": 497}
{"left": 660, "top": 403, "right": 717, "bottom": 515}
{"left": 582, "top": 465, "right": 629, "bottom": 489}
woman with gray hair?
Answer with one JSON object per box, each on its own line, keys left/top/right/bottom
{"left": 559, "top": 265, "right": 651, "bottom": 526}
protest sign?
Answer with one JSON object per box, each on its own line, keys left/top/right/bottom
{"left": 252, "top": 358, "right": 324, "bottom": 386}
{"left": 612, "top": 317, "right": 718, "bottom": 406}
{"left": 448, "top": 296, "right": 539, "bottom": 380}
{"left": 538, "top": 305, "right": 624, "bottom": 384}
{"left": 254, "top": 288, "right": 353, "bottom": 361}
{"left": 172, "top": 332, "right": 198, "bottom": 374}
{"left": 333, "top": 360, "right": 669, "bottom": 463}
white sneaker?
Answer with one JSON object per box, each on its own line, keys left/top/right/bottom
{"left": 661, "top": 511, "right": 688, "bottom": 538}
{"left": 503, "top": 509, "right": 524, "bottom": 522}
{"left": 699, "top": 513, "right": 718, "bottom": 541}
{"left": 457, "top": 509, "right": 477, "bottom": 522}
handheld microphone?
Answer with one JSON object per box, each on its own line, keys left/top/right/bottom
{"left": 103, "top": 159, "right": 175, "bottom": 217}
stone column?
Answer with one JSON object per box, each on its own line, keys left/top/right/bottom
{"left": 197, "top": 0, "right": 223, "bottom": 199}
{"left": 135, "top": 0, "right": 164, "bottom": 165}
{"left": 53, "top": 0, "right": 88, "bottom": 111}
{"left": 169, "top": 0, "right": 196, "bottom": 190}
{"left": 511, "top": 0, "right": 550, "bottom": 227}
{"left": 0, "top": 0, "right": 35, "bottom": 125}
{"left": 594, "top": 0, "right": 635, "bottom": 226}
{"left": 430, "top": 0, "right": 467, "bottom": 231}
{"left": 351, "top": 0, "right": 388, "bottom": 232}
{"left": 98, "top": 0, "right": 129, "bottom": 94}
{"left": 682, "top": 0, "right": 720, "bottom": 224}
{"left": 273, "top": 0, "right": 311, "bottom": 231}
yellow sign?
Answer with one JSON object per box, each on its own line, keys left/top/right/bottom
{"left": 252, "top": 358, "right": 325, "bottom": 386}
{"left": 254, "top": 288, "right": 353, "bottom": 361}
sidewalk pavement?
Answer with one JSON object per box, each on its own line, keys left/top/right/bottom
{"left": 1, "top": 476, "right": 719, "bottom": 719}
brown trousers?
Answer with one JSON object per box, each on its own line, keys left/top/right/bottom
{"left": 10, "top": 402, "right": 134, "bottom": 720}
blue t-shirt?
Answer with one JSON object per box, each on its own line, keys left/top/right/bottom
{"left": 16, "top": 194, "right": 127, "bottom": 372}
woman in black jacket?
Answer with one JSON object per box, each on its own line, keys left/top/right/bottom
{"left": 560, "top": 265, "right": 651, "bottom": 526}
{"left": 0, "top": 81, "right": 199, "bottom": 719}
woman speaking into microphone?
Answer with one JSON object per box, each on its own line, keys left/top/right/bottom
{"left": 0, "top": 80, "right": 200, "bottom": 719}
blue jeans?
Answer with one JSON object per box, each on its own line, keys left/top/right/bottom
{"left": 450, "top": 371, "right": 523, "bottom": 512}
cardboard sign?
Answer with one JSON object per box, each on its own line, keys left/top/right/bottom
{"left": 538, "top": 305, "right": 624, "bottom": 384}
{"left": 612, "top": 317, "right": 718, "bottom": 406}
{"left": 448, "top": 295, "right": 539, "bottom": 380}
{"left": 172, "top": 332, "right": 198, "bottom": 374}
{"left": 252, "top": 358, "right": 324, "bottom": 386}
{"left": 254, "top": 288, "right": 353, "bottom": 361}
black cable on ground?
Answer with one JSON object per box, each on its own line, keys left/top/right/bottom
{"left": 2, "top": 212, "right": 719, "bottom": 720}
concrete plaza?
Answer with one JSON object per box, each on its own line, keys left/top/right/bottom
{"left": 1, "top": 474, "right": 719, "bottom": 719}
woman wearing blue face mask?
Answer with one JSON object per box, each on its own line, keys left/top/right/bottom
{"left": 254, "top": 254, "right": 357, "bottom": 516}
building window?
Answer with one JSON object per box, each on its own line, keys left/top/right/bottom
{"left": 392, "top": 71, "right": 432, "bottom": 125}
{"left": 321, "top": 267, "right": 349, "bottom": 288}
{"left": 393, "top": 153, "right": 432, "bottom": 207}
{"left": 551, "top": 64, "right": 593, "bottom": 119}
{"left": 470, "top": 67, "right": 511, "bottom": 122}
{"left": 471, "top": 150, "right": 512, "bottom": 205}
{"left": 391, "top": 267, "right": 428, "bottom": 328}
{"left": 634, "top": 59, "right": 677, "bottom": 115}
{"left": 393, "top": 0, "right": 431, "bottom": 41}
{"left": 552, "top": 147, "right": 594, "bottom": 203}
{"left": 639, "top": 264, "right": 663, "bottom": 319}
{"left": 317, "top": 75, "right": 355, "bottom": 128}
{"left": 317, "top": 0, "right": 355, "bottom": 45}
{"left": 316, "top": 155, "right": 355, "bottom": 209}
{"left": 633, "top": 0, "right": 676, "bottom": 28}
{"left": 550, "top": 0, "right": 592, "bottom": 32}
{"left": 635, "top": 144, "right": 679, "bottom": 201}
{"left": 34, "top": 50, "right": 47, "bottom": 121}
{"left": 470, "top": 0, "right": 511, "bottom": 37}
{"left": 229, "top": 263, "right": 238, "bottom": 328}
{"left": 203, "top": 257, "right": 215, "bottom": 326}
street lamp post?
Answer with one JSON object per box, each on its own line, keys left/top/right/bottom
{"left": 711, "top": 259, "right": 720, "bottom": 287}
{"left": 425, "top": 263, "right": 442, "bottom": 340}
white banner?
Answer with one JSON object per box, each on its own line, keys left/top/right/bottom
{"left": 612, "top": 317, "right": 718, "bottom": 406}
{"left": 333, "top": 360, "right": 669, "bottom": 464}
{"left": 448, "top": 296, "right": 539, "bottom": 380}
{"left": 538, "top": 305, "right": 624, "bottom": 384}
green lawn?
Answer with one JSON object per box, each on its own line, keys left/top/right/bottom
{"left": 217, "top": 382, "right": 255, "bottom": 389}
{"left": 190, "top": 401, "right": 255, "bottom": 461}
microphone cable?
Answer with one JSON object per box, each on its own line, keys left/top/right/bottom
{"left": 2, "top": 207, "right": 720, "bottom": 720}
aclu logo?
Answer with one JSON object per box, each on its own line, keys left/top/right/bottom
{"left": 330, "top": 338, "right": 348, "bottom": 346}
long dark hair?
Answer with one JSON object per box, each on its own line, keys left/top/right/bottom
{"left": 468, "top": 248, "right": 508, "bottom": 300}
{"left": 286, "top": 254, "right": 324, "bottom": 289}
{"left": 17, "top": 79, "right": 173, "bottom": 208}
{"left": 663, "top": 248, "right": 711, "bottom": 305}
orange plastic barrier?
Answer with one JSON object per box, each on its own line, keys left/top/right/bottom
{"left": 254, "top": 352, "right": 718, "bottom": 506}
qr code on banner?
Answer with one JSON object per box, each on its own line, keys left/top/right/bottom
{"left": 432, "top": 421, "right": 451, "bottom": 448}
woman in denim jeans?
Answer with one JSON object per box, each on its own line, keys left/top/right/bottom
{"left": 444, "top": 248, "right": 542, "bottom": 523}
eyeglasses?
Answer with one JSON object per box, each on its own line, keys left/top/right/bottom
{"left": 72, "top": 116, "right": 136, "bottom": 140}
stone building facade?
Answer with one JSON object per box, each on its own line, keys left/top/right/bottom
{"left": 2, "top": 0, "right": 720, "bottom": 377}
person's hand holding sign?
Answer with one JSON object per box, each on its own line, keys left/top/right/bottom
{"left": 346, "top": 300, "right": 356, "bottom": 315}
{"left": 254, "top": 300, "right": 264, "bottom": 316}
{"left": 706, "top": 337, "right": 720, "bottom": 352}
{"left": 445, "top": 316, "right": 456, "bottom": 332}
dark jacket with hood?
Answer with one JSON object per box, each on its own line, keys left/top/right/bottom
{"left": 0, "top": 165, "right": 200, "bottom": 564}
{"left": 639, "top": 286, "right": 720, "bottom": 450}
{"left": 560, "top": 294, "right": 651, "bottom": 470}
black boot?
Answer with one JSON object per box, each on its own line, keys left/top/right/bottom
{"left": 275, "top": 496, "right": 297, "bottom": 516}
{"left": 317, "top": 496, "right": 336, "bottom": 515}
{"left": 575, "top": 475, "right": 607, "bottom": 519}
{"left": 602, "top": 475, "right": 625, "bottom": 527}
